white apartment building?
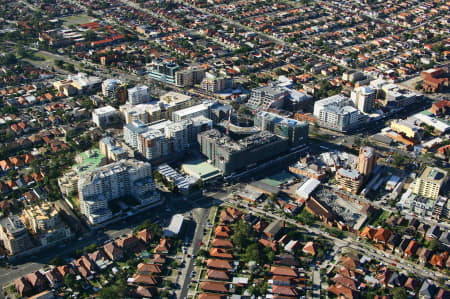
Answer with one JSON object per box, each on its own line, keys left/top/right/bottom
{"left": 172, "top": 103, "right": 210, "bottom": 122}
{"left": 313, "top": 94, "right": 364, "bottom": 132}
{"left": 128, "top": 85, "right": 151, "bottom": 105}
{"left": 351, "top": 86, "right": 375, "bottom": 113}
{"left": 92, "top": 105, "right": 120, "bottom": 128}
{"left": 102, "top": 79, "right": 122, "bottom": 98}
{"left": 78, "top": 159, "right": 160, "bottom": 225}
{"left": 124, "top": 120, "right": 149, "bottom": 148}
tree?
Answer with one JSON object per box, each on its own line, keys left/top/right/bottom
{"left": 84, "top": 30, "right": 97, "bottom": 41}
{"left": 427, "top": 239, "right": 442, "bottom": 252}
{"left": 390, "top": 287, "right": 407, "bottom": 299}
{"left": 50, "top": 256, "right": 64, "bottom": 266}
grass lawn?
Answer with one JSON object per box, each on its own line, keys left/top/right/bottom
{"left": 62, "top": 14, "right": 93, "bottom": 26}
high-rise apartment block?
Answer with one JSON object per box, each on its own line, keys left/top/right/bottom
{"left": 78, "top": 159, "right": 160, "bottom": 225}
{"left": 127, "top": 85, "right": 151, "bottom": 105}
{"left": 413, "top": 167, "right": 448, "bottom": 200}
{"left": 358, "top": 146, "right": 377, "bottom": 176}
{"left": 351, "top": 86, "right": 375, "bottom": 113}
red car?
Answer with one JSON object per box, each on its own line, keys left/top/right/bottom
{"left": 199, "top": 241, "right": 203, "bottom": 246}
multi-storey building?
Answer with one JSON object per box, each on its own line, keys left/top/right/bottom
{"left": 124, "top": 120, "right": 149, "bottom": 148}
{"left": 102, "top": 79, "right": 123, "bottom": 98}
{"left": 92, "top": 105, "right": 120, "bottom": 128}
{"left": 0, "top": 216, "right": 33, "bottom": 255}
{"left": 351, "top": 86, "right": 375, "bottom": 113}
{"left": 358, "top": 146, "right": 377, "bottom": 177}
{"left": 148, "top": 59, "right": 179, "bottom": 84}
{"left": 99, "top": 137, "right": 128, "bottom": 162}
{"left": 313, "top": 94, "right": 365, "bottom": 132}
{"left": 413, "top": 167, "right": 448, "bottom": 200}
{"left": 127, "top": 85, "right": 151, "bottom": 105}
{"left": 175, "top": 67, "right": 205, "bottom": 87}
{"left": 336, "top": 168, "right": 363, "bottom": 194}
{"left": 254, "top": 111, "right": 309, "bottom": 147}
{"left": 22, "top": 202, "right": 72, "bottom": 246}
{"left": 197, "top": 129, "right": 290, "bottom": 176}
{"left": 200, "top": 72, "right": 233, "bottom": 93}
{"left": 247, "top": 84, "right": 288, "bottom": 111}
{"left": 172, "top": 103, "right": 210, "bottom": 122}
{"left": 78, "top": 159, "right": 160, "bottom": 225}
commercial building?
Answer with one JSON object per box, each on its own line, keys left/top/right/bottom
{"left": 358, "top": 146, "right": 377, "bottom": 177}
{"left": 200, "top": 72, "right": 233, "bottom": 93}
{"left": 351, "top": 86, "right": 375, "bottom": 113}
{"left": 22, "top": 202, "right": 72, "bottom": 246}
{"left": 92, "top": 105, "right": 120, "bottom": 128}
{"left": 296, "top": 178, "right": 320, "bottom": 200}
{"left": 197, "top": 129, "right": 290, "bottom": 176}
{"left": 102, "top": 79, "right": 123, "bottom": 98}
{"left": 412, "top": 167, "right": 448, "bottom": 200}
{"left": 313, "top": 94, "right": 365, "bottom": 132}
{"left": 172, "top": 103, "right": 210, "bottom": 122}
{"left": 148, "top": 59, "right": 179, "bottom": 84}
{"left": 336, "top": 168, "right": 363, "bottom": 194}
{"left": 0, "top": 215, "right": 33, "bottom": 255}
{"left": 175, "top": 67, "right": 205, "bottom": 87}
{"left": 380, "top": 83, "right": 422, "bottom": 108}
{"left": 78, "top": 159, "right": 160, "bottom": 225}
{"left": 247, "top": 84, "right": 288, "bottom": 111}
{"left": 156, "top": 164, "right": 197, "bottom": 194}
{"left": 128, "top": 85, "right": 151, "bottom": 105}
{"left": 120, "top": 92, "right": 195, "bottom": 124}
{"left": 99, "top": 137, "right": 128, "bottom": 162}
{"left": 163, "top": 214, "right": 184, "bottom": 237}
{"left": 53, "top": 73, "right": 101, "bottom": 96}
{"left": 254, "top": 111, "right": 309, "bottom": 146}
{"left": 390, "top": 119, "right": 423, "bottom": 140}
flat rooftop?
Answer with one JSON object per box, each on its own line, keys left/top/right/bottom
{"left": 182, "top": 158, "right": 221, "bottom": 181}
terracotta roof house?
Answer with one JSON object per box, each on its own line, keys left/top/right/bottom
{"left": 210, "top": 248, "right": 233, "bottom": 259}
{"left": 200, "top": 281, "right": 229, "bottom": 293}
{"left": 206, "top": 269, "right": 230, "bottom": 281}
{"left": 134, "top": 286, "right": 155, "bottom": 298}
{"left": 270, "top": 266, "right": 298, "bottom": 277}
{"left": 198, "top": 294, "right": 226, "bottom": 299}
{"left": 27, "top": 271, "right": 48, "bottom": 292}
{"left": 436, "top": 289, "right": 450, "bottom": 299}
{"left": 137, "top": 263, "right": 162, "bottom": 275}
{"left": 259, "top": 239, "right": 278, "bottom": 252}
{"left": 155, "top": 238, "right": 171, "bottom": 253}
{"left": 404, "top": 240, "right": 419, "bottom": 258}
{"left": 376, "top": 267, "right": 393, "bottom": 287}
{"left": 328, "top": 284, "right": 358, "bottom": 299}
{"left": 360, "top": 226, "right": 377, "bottom": 240}
{"left": 430, "top": 252, "right": 448, "bottom": 268}
{"left": 45, "top": 268, "right": 63, "bottom": 287}
{"left": 302, "top": 241, "right": 316, "bottom": 256}
{"left": 116, "top": 234, "right": 143, "bottom": 253}
{"left": 404, "top": 277, "right": 421, "bottom": 291}
{"left": 333, "top": 274, "right": 358, "bottom": 291}
{"left": 211, "top": 238, "right": 233, "bottom": 248}
{"left": 57, "top": 265, "right": 75, "bottom": 278}
{"left": 373, "top": 228, "right": 392, "bottom": 244}
{"left": 153, "top": 254, "right": 166, "bottom": 265}
{"left": 339, "top": 255, "right": 359, "bottom": 270}
{"left": 103, "top": 242, "right": 124, "bottom": 261}
{"left": 274, "top": 253, "right": 300, "bottom": 267}
{"left": 215, "top": 225, "right": 231, "bottom": 238}
{"left": 206, "top": 259, "right": 232, "bottom": 270}
{"left": 272, "top": 285, "right": 298, "bottom": 297}
{"left": 219, "top": 207, "right": 242, "bottom": 224}
{"left": 132, "top": 274, "right": 159, "bottom": 286}
{"left": 88, "top": 249, "right": 111, "bottom": 270}
{"left": 253, "top": 220, "right": 268, "bottom": 233}
{"left": 15, "top": 277, "right": 32, "bottom": 297}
